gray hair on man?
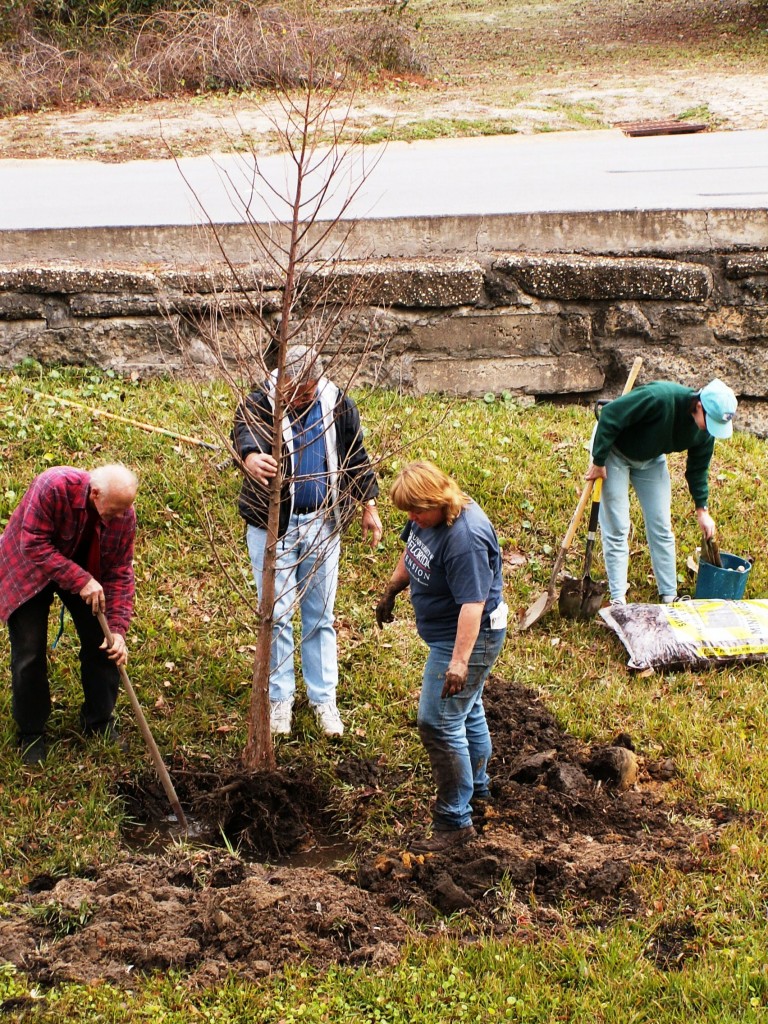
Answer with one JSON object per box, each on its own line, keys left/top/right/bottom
{"left": 89, "top": 464, "right": 139, "bottom": 499}
{"left": 283, "top": 345, "right": 324, "bottom": 383}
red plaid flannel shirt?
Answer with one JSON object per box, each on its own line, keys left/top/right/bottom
{"left": 0, "top": 467, "right": 135, "bottom": 635}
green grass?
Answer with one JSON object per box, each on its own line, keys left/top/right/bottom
{"left": 540, "top": 100, "right": 610, "bottom": 130}
{"left": 360, "top": 118, "right": 520, "bottom": 145}
{"left": 1, "top": 366, "right": 768, "bottom": 1020}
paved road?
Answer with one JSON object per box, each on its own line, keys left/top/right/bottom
{"left": 1, "top": 128, "right": 767, "bottom": 231}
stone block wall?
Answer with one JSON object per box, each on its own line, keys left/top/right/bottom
{"left": 1, "top": 250, "right": 767, "bottom": 433}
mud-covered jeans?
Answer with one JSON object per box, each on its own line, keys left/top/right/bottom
{"left": 417, "top": 627, "right": 506, "bottom": 831}
{"left": 7, "top": 584, "right": 120, "bottom": 739}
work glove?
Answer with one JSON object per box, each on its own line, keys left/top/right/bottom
{"left": 375, "top": 591, "right": 397, "bottom": 628}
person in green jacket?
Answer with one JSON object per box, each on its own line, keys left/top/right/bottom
{"left": 585, "top": 378, "right": 737, "bottom": 605}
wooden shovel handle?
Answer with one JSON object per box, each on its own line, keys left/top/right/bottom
{"left": 97, "top": 612, "right": 188, "bottom": 830}
{"left": 622, "top": 357, "right": 643, "bottom": 395}
{"left": 561, "top": 480, "right": 595, "bottom": 552}
{"left": 544, "top": 481, "right": 593, "bottom": 592}
{"left": 546, "top": 358, "right": 644, "bottom": 595}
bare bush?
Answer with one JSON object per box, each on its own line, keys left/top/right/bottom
{"left": 0, "top": 1, "right": 426, "bottom": 114}
{"left": 134, "top": 4, "right": 319, "bottom": 92}
{"left": 134, "top": 2, "right": 425, "bottom": 94}
{"left": 340, "top": 17, "right": 426, "bottom": 75}
{"left": 0, "top": 32, "right": 148, "bottom": 112}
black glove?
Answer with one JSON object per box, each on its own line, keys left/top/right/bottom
{"left": 375, "top": 591, "right": 397, "bottom": 628}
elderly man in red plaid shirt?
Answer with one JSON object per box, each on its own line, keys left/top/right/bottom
{"left": 0, "top": 464, "right": 138, "bottom": 764}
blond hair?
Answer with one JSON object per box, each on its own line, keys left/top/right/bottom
{"left": 390, "top": 461, "right": 470, "bottom": 526}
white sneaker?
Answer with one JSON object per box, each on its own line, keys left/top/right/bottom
{"left": 610, "top": 598, "right": 627, "bottom": 607}
{"left": 269, "top": 699, "right": 294, "bottom": 736}
{"left": 660, "top": 595, "right": 677, "bottom": 604}
{"left": 313, "top": 702, "right": 344, "bottom": 737}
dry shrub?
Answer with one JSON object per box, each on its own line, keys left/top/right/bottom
{"left": 340, "top": 17, "right": 427, "bottom": 76}
{"left": 134, "top": 2, "right": 425, "bottom": 94}
{"left": 0, "top": 31, "right": 151, "bottom": 112}
{"left": 0, "top": 2, "right": 425, "bottom": 112}
{"left": 134, "top": 4, "right": 316, "bottom": 92}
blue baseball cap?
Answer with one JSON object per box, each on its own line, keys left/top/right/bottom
{"left": 699, "top": 379, "right": 737, "bottom": 439}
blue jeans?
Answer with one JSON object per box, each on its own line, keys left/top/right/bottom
{"left": 599, "top": 447, "right": 678, "bottom": 602}
{"left": 417, "top": 627, "right": 506, "bottom": 830}
{"left": 246, "top": 513, "right": 340, "bottom": 705}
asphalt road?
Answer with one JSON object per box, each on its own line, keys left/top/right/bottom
{"left": 1, "top": 128, "right": 767, "bottom": 230}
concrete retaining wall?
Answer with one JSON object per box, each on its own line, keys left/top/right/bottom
{"left": 2, "top": 245, "right": 767, "bottom": 434}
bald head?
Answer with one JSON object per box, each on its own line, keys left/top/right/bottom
{"left": 89, "top": 464, "right": 138, "bottom": 522}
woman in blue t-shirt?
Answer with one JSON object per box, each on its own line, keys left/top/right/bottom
{"left": 376, "top": 461, "right": 507, "bottom": 853}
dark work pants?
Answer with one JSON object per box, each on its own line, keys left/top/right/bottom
{"left": 7, "top": 584, "right": 119, "bottom": 738}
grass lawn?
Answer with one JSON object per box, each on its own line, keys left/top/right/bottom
{"left": 0, "top": 365, "right": 767, "bottom": 1021}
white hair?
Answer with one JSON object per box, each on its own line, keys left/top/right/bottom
{"left": 89, "top": 464, "right": 139, "bottom": 498}
{"left": 283, "top": 345, "right": 324, "bottom": 382}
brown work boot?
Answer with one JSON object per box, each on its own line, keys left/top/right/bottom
{"left": 411, "top": 826, "right": 476, "bottom": 854}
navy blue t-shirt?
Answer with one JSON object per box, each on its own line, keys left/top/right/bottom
{"left": 401, "top": 500, "right": 503, "bottom": 644}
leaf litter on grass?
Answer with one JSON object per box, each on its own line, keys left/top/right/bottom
{"left": 0, "top": 679, "right": 736, "bottom": 987}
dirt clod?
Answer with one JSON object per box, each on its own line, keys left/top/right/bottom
{"left": 0, "top": 678, "right": 732, "bottom": 984}
{"left": 585, "top": 746, "right": 639, "bottom": 790}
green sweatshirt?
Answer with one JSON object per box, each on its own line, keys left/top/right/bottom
{"left": 591, "top": 381, "right": 715, "bottom": 509}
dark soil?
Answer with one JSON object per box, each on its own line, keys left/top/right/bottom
{"left": 0, "top": 679, "right": 735, "bottom": 987}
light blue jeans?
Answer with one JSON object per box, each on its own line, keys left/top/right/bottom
{"left": 246, "top": 512, "right": 340, "bottom": 705}
{"left": 599, "top": 447, "right": 678, "bottom": 602}
{"left": 417, "top": 627, "right": 506, "bottom": 831}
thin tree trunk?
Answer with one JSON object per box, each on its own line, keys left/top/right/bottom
{"left": 243, "top": 176, "right": 303, "bottom": 768}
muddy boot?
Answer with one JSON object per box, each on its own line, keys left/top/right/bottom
{"left": 411, "top": 825, "right": 476, "bottom": 854}
{"left": 471, "top": 792, "right": 493, "bottom": 823}
{"left": 19, "top": 733, "right": 46, "bottom": 766}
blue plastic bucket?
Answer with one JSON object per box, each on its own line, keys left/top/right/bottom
{"left": 695, "top": 551, "right": 752, "bottom": 600}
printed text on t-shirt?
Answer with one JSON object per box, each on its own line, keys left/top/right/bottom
{"left": 405, "top": 533, "right": 433, "bottom": 585}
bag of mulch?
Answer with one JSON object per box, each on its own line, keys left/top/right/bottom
{"left": 599, "top": 599, "right": 768, "bottom": 671}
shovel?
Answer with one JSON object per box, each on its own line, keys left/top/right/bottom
{"left": 518, "top": 480, "right": 595, "bottom": 629}
{"left": 557, "top": 356, "right": 644, "bottom": 618}
{"left": 559, "top": 477, "right": 609, "bottom": 618}
{"left": 97, "top": 612, "right": 188, "bottom": 831}
{"left": 518, "top": 356, "right": 643, "bottom": 630}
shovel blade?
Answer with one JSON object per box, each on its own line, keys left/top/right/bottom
{"left": 558, "top": 575, "right": 584, "bottom": 618}
{"left": 558, "top": 575, "right": 608, "bottom": 619}
{"left": 579, "top": 576, "right": 608, "bottom": 618}
{"left": 518, "top": 590, "right": 555, "bottom": 630}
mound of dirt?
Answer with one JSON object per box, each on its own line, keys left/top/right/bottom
{"left": 355, "top": 679, "right": 719, "bottom": 924}
{"left": 0, "top": 851, "right": 408, "bottom": 987}
{"left": 0, "top": 679, "right": 735, "bottom": 985}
